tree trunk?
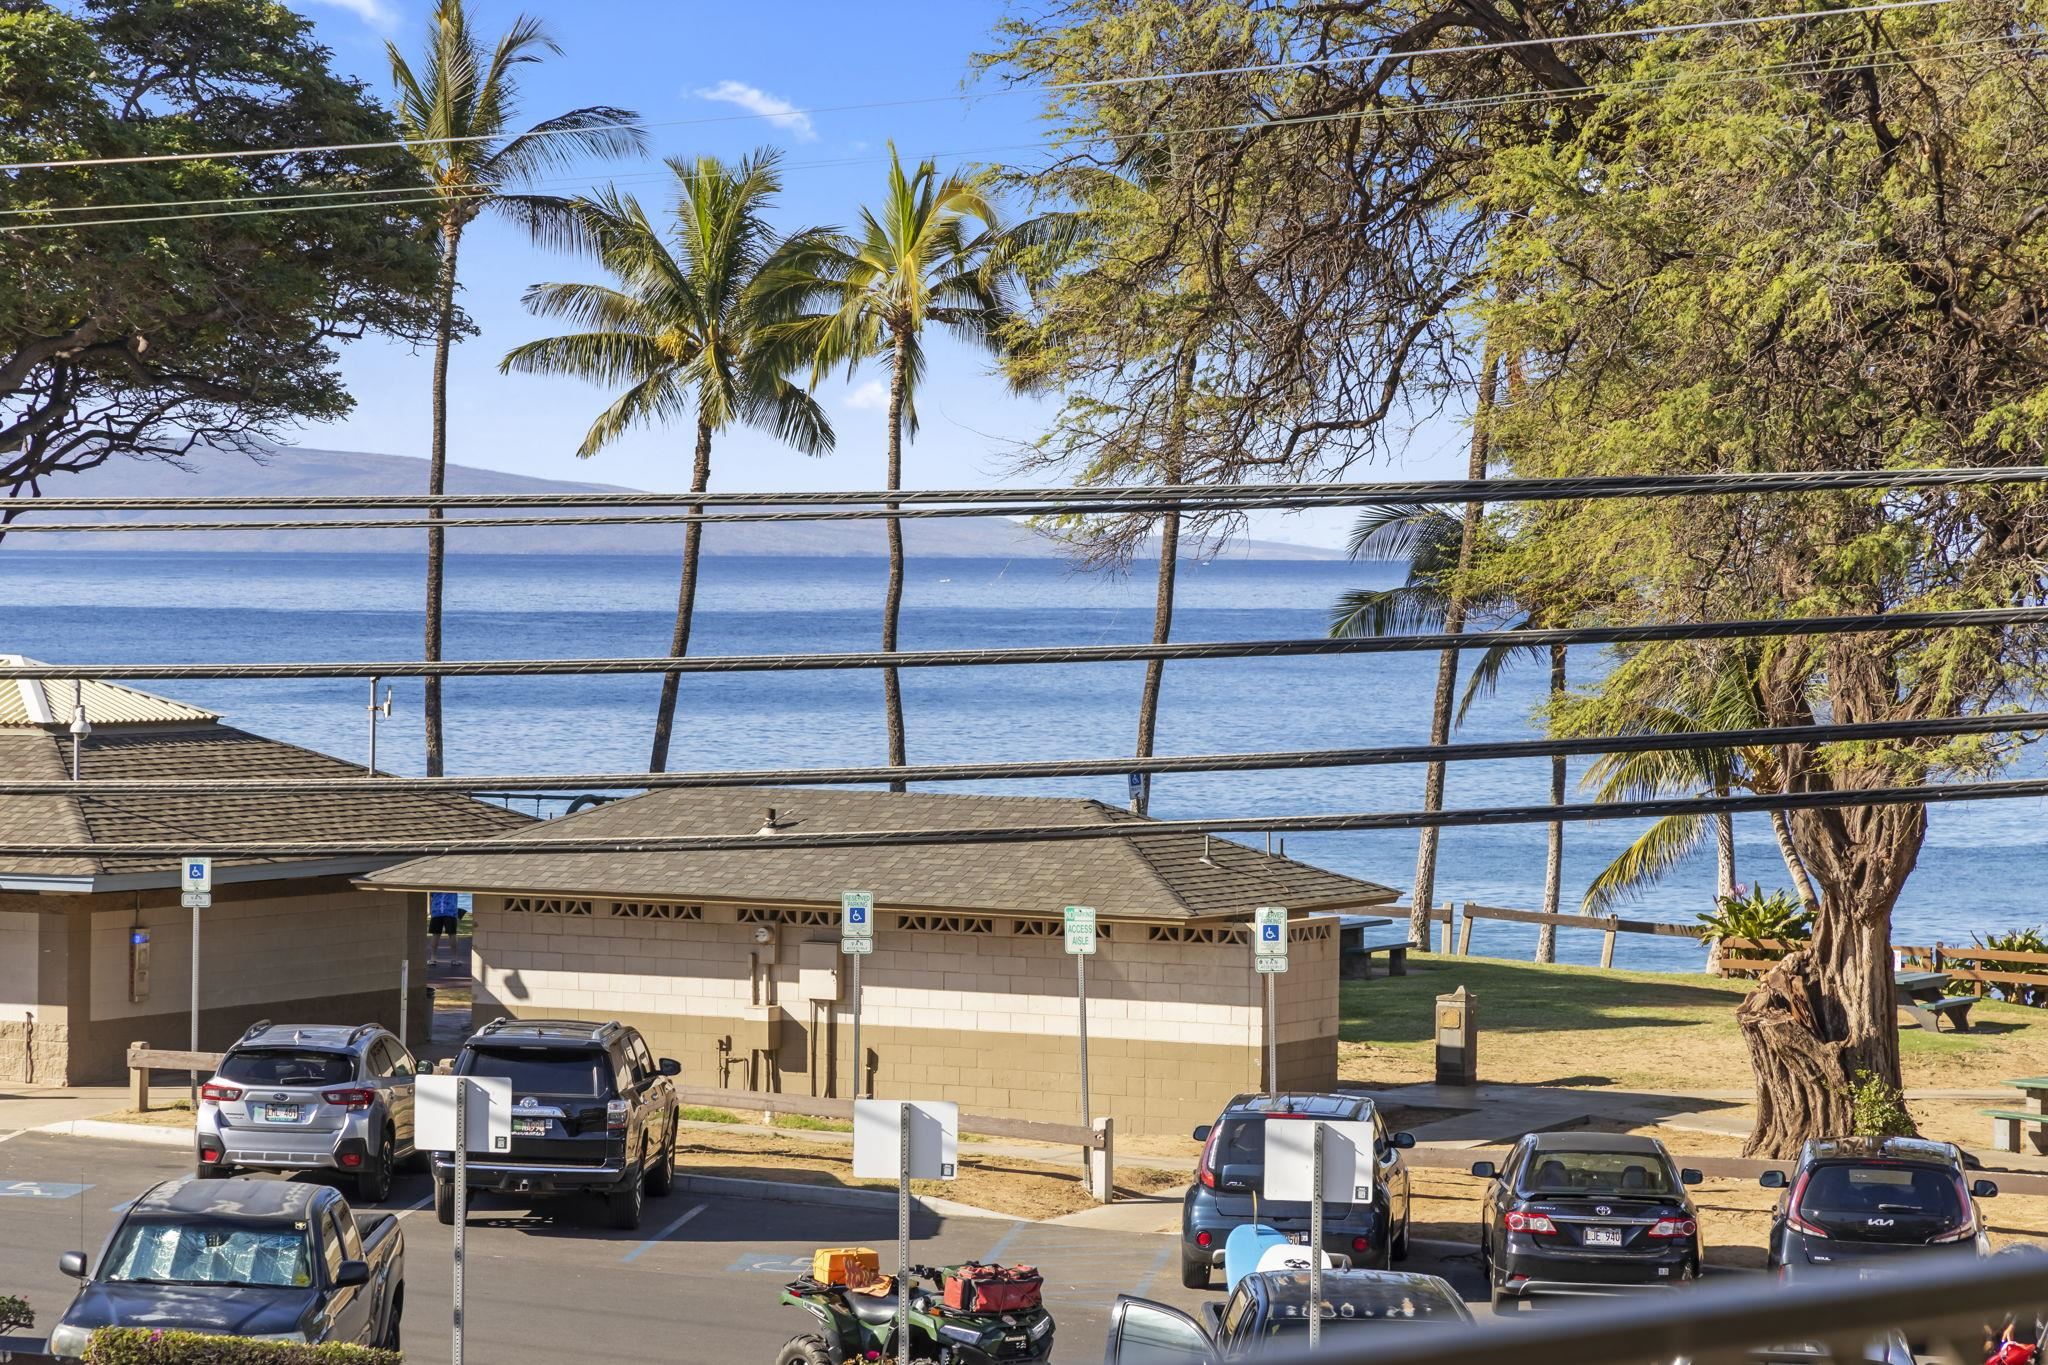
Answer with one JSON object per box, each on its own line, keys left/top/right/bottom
{"left": 1537, "top": 642, "right": 1565, "bottom": 963}
{"left": 648, "top": 417, "right": 714, "bottom": 772}
{"left": 1409, "top": 351, "right": 1496, "bottom": 947}
{"left": 1771, "top": 808, "right": 1821, "bottom": 915}
{"left": 881, "top": 330, "right": 910, "bottom": 790}
{"left": 1714, "top": 807, "right": 1736, "bottom": 900}
{"left": 422, "top": 223, "right": 462, "bottom": 779}
{"left": 1133, "top": 345, "right": 1195, "bottom": 817}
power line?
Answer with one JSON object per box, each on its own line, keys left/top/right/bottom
{"left": 11, "top": 773, "right": 2048, "bottom": 860}
{"left": 10, "top": 708, "right": 2043, "bottom": 796}
{"left": 0, "top": 0, "right": 1962, "bottom": 176}
{"left": 11, "top": 465, "right": 2048, "bottom": 516}
{"left": 2, "top": 606, "right": 2042, "bottom": 681}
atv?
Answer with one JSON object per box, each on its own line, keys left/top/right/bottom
{"left": 776, "top": 1262, "right": 1056, "bottom": 1365}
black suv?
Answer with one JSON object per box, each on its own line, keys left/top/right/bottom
{"left": 1761, "top": 1136, "right": 1996, "bottom": 1279}
{"left": 434, "top": 1018, "right": 680, "bottom": 1230}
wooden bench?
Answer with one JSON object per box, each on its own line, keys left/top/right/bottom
{"left": 1899, "top": 995, "right": 1976, "bottom": 1033}
{"left": 1342, "top": 940, "right": 1419, "bottom": 979}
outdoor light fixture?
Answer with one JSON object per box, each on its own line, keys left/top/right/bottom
{"left": 68, "top": 678, "right": 90, "bottom": 780}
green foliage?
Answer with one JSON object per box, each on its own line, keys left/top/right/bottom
{"left": 1955, "top": 925, "right": 2048, "bottom": 1007}
{"left": 679, "top": 1105, "right": 740, "bottom": 1124}
{"left": 1697, "top": 888, "right": 1813, "bottom": 946}
{"left": 1845, "top": 1070, "right": 1916, "bottom": 1140}
{"left": 83, "top": 1330, "right": 397, "bottom": 1364}
{"left": 773, "top": 1113, "right": 853, "bottom": 1133}
{"left": 1979, "top": 926, "right": 2048, "bottom": 956}
{"left": 0, "top": 1293, "right": 30, "bottom": 1334}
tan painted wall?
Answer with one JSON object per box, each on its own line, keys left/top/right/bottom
{"left": 472, "top": 897, "right": 1341, "bottom": 1134}
{"left": 0, "top": 910, "right": 37, "bottom": 1021}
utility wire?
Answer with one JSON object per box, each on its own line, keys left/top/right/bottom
{"left": 0, "top": 0, "right": 1958, "bottom": 175}
{"left": 12, "top": 465, "right": 2048, "bottom": 516}
{"left": 13, "top": 773, "right": 2048, "bottom": 860}
{"left": 11, "top": 709, "right": 2043, "bottom": 796}
{"left": 2, "top": 607, "right": 2042, "bottom": 681}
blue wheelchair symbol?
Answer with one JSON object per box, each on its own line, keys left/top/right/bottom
{"left": 849, "top": 906, "right": 867, "bottom": 923}
{"left": 188, "top": 863, "right": 205, "bottom": 881}
{"left": 1262, "top": 924, "right": 1281, "bottom": 941}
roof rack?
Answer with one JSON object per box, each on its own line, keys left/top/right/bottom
{"left": 477, "top": 1016, "right": 512, "bottom": 1035}
{"left": 239, "top": 1019, "right": 274, "bottom": 1042}
{"left": 346, "top": 1023, "right": 380, "bottom": 1046}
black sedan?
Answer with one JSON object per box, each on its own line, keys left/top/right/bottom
{"left": 1760, "top": 1135, "right": 1996, "bottom": 1280}
{"left": 1472, "top": 1131, "right": 1703, "bottom": 1311}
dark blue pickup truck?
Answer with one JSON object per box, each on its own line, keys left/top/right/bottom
{"left": 45, "top": 1177, "right": 403, "bottom": 1360}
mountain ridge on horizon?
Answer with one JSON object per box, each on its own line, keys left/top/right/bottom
{"left": 5, "top": 445, "right": 1347, "bottom": 560}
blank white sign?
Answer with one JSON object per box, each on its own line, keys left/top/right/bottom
{"left": 852, "top": 1099, "right": 958, "bottom": 1180}
{"left": 415, "top": 1074, "right": 512, "bottom": 1154}
{"left": 1263, "top": 1119, "right": 1377, "bottom": 1204}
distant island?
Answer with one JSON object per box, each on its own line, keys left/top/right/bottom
{"left": 5, "top": 446, "right": 1344, "bottom": 560}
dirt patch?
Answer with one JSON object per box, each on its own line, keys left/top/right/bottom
{"left": 677, "top": 1128, "right": 1184, "bottom": 1221}
{"left": 91, "top": 1106, "right": 197, "bottom": 1129}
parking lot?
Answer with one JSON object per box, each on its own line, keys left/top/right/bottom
{"left": 0, "top": 1130, "right": 1484, "bottom": 1361}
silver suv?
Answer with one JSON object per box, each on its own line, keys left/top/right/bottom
{"left": 196, "top": 1022, "right": 419, "bottom": 1202}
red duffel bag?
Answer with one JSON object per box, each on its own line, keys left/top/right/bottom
{"left": 943, "top": 1262, "right": 1043, "bottom": 1312}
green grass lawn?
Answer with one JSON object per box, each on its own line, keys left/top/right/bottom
{"left": 1340, "top": 952, "right": 2044, "bottom": 1092}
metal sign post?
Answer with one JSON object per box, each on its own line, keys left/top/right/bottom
{"left": 1266, "top": 1117, "right": 1374, "bottom": 1350}
{"left": 454, "top": 1077, "right": 466, "bottom": 1365}
{"left": 1253, "top": 906, "right": 1289, "bottom": 1089}
{"left": 841, "top": 891, "right": 874, "bottom": 1098}
{"left": 1310, "top": 1122, "right": 1323, "bottom": 1349}
{"left": 416, "top": 1074, "right": 510, "bottom": 1365}
{"left": 181, "top": 858, "right": 212, "bottom": 1109}
{"left": 897, "top": 1102, "right": 911, "bottom": 1365}
{"left": 853, "top": 1100, "right": 958, "bottom": 1365}
{"left": 399, "top": 959, "right": 410, "bottom": 1047}
{"left": 1064, "top": 905, "right": 1096, "bottom": 1168}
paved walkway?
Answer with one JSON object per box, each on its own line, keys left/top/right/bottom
{"left": 0, "top": 1085, "right": 130, "bottom": 1138}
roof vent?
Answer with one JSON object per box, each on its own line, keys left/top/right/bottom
{"left": 757, "top": 806, "right": 785, "bottom": 835}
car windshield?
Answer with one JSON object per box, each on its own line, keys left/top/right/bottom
{"left": 1797, "top": 1164, "right": 1965, "bottom": 1232}
{"left": 101, "top": 1221, "right": 314, "bottom": 1288}
{"left": 1520, "top": 1150, "right": 1675, "bottom": 1198}
{"left": 466, "top": 1046, "right": 609, "bottom": 1098}
{"left": 218, "top": 1049, "right": 354, "bottom": 1087}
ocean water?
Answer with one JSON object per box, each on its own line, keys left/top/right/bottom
{"left": 4, "top": 550, "right": 2043, "bottom": 972}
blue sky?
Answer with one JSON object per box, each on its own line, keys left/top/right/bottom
{"left": 290, "top": 0, "right": 1470, "bottom": 549}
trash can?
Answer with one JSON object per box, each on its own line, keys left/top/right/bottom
{"left": 1435, "top": 985, "right": 1476, "bottom": 1086}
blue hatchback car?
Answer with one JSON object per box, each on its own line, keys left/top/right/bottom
{"left": 1181, "top": 1092, "right": 1415, "bottom": 1288}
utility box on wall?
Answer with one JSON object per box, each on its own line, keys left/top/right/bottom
{"left": 1434, "top": 985, "right": 1476, "bottom": 1086}
{"left": 796, "top": 940, "right": 842, "bottom": 1003}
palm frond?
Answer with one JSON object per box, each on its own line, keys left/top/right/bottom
{"left": 1329, "top": 585, "right": 1450, "bottom": 639}
{"left": 1582, "top": 814, "right": 1710, "bottom": 913}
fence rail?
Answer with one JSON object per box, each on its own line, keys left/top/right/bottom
{"left": 125, "top": 1043, "right": 223, "bottom": 1112}
{"left": 1455, "top": 902, "right": 1705, "bottom": 967}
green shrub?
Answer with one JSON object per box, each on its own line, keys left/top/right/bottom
{"left": 1696, "top": 887, "right": 1812, "bottom": 945}
{"left": 1846, "top": 1069, "right": 1915, "bottom": 1138}
{"left": 1960, "top": 926, "right": 2048, "bottom": 1007}
{"left": 0, "top": 1294, "right": 31, "bottom": 1334}
{"left": 773, "top": 1113, "right": 853, "bottom": 1133}
{"left": 678, "top": 1105, "right": 741, "bottom": 1124}
{"left": 84, "top": 1329, "right": 400, "bottom": 1364}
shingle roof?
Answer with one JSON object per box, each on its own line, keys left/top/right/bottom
{"left": 362, "top": 787, "right": 1396, "bottom": 922}
{"left": 0, "top": 725, "right": 530, "bottom": 882}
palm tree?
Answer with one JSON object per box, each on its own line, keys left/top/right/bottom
{"left": 500, "top": 152, "right": 835, "bottom": 770}
{"left": 776, "top": 144, "right": 1013, "bottom": 788}
{"left": 388, "top": 0, "right": 644, "bottom": 776}
{"left": 1331, "top": 486, "right": 1576, "bottom": 957}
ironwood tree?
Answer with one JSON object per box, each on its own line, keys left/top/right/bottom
{"left": 0, "top": 0, "right": 444, "bottom": 533}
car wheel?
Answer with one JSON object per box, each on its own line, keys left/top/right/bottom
{"left": 1392, "top": 1213, "right": 1412, "bottom": 1262}
{"left": 609, "top": 1161, "right": 645, "bottom": 1230}
{"left": 356, "top": 1132, "right": 394, "bottom": 1204}
{"left": 433, "top": 1174, "right": 456, "bottom": 1226}
{"left": 774, "top": 1334, "right": 837, "bottom": 1365}
{"left": 1180, "top": 1252, "right": 1212, "bottom": 1289}
{"left": 381, "top": 1290, "right": 403, "bottom": 1350}
{"left": 644, "top": 1117, "right": 676, "bottom": 1197}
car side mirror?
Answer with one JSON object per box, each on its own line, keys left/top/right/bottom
{"left": 1391, "top": 1131, "right": 1415, "bottom": 1149}
{"left": 658, "top": 1057, "right": 681, "bottom": 1077}
{"left": 59, "top": 1250, "right": 87, "bottom": 1279}
{"left": 1759, "top": 1170, "right": 1788, "bottom": 1189}
{"left": 1469, "top": 1161, "right": 1497, "bottom": 1180}
{"left": 332, "top": 1260, "right": 371, "bottom": 1289}
{"left": 1973, "top": 1179, "right": 1999, "bottom": 1199}
{"left": 1681, "top": 1168, "right": 1704, "bottom": 1186}
{"left": 1192, "top": 1124, "right": 1212, "bottom": 1143}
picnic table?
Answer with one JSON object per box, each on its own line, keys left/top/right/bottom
{"left": 1894, "top": 970, "right": 1975, "bottom": 1033}
{"left": 1984, "top": 1077, "right": 2048, "bottom": 1155}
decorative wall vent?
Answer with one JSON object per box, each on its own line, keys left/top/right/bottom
{"left": 610, "top": 902, "right": 702, "bottom": 921}
{"left": 1147, "top": 924, "right": 1248, "bottom": 945}
{"left": 1294, "top": 921, "right": 1333, "bottom": 941}
{"left": 506, "top": 897, "right": 594, "bottom": 917}
{"left": 736, "top": 906, "right": 836, "bottom": 927}
{"left": 895, "top": 914, "right": 994, "bottom": 935}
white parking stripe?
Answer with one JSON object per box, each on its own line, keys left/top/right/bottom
{"left": 622, "top": 1202, "right": 706, "bottom": 1263}
{"left": 392, "top": 1191, "right": 434, "bottom": 1220}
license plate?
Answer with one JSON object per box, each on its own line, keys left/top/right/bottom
{"left": 512, "top": 1117, "right": 547, "bottom": 1136}
{"left": 257, "top": 1104, "right": 300, "bottom": 1124}
{"left": 1584, "top": 1226, "right": 1624, "bottom": 1247}
{"left": 1291, "top": 1232, "right": 1310, "bottom": 1245}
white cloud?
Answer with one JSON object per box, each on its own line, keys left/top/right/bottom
{"left": 304, "top": 0, "right": 398, "bottom": 28}
{"left": 843, "top": 380, "right": 889, "bottom": 412}
{"left": 693, "top": 80, "right": 817, "bottom": 141}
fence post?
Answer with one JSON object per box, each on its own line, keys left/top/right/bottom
{"left": 129, "top": 1041, "right": 149, "bottom": 1113}
{"left": 1087, "top": 1117, "right": 1115, "bottom": 1204}
{"left": 1457, "top": 907, "right": 1475, "bottom": 957}
{"left": 1600, "top": 928, "right": 1617, "bottom": 970}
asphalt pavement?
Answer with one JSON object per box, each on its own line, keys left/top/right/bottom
{"left": 0, "top": 1130, "right": 1487, "bottom": 1362}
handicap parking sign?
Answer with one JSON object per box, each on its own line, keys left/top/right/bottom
{"left": 1262, "top": 923, "right": 1281, "bottom": 941}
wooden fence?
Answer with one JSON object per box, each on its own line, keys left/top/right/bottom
{"left": 1713, "top": 941, "right": 2048, "bottom": 1004}
{"left": 1455, "top": 902, "right": 1706, "bottom": 967}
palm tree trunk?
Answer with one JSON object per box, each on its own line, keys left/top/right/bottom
{"left": 1132, "top": 345, "right": 1196, "bottom": 816}
{"left": 1537, "top": 642, "right": 1566, "bottom": 963}
{"left": 1771, "top": 808, "right": 1821, "bottom": 914}
{"left": 882, "top": 329, "right": 910, "bottom": 789}
{"left": 1410, "top": 351, "right": 1496, "bottom": 947}
{"left": 422, "top": 222, "right": 462, "bottom": 779}
{"left": 1715, "top": 804, "right": 1737, "bottom": 899}
{"left": 648, "top": 417, "right": 714, "bottom": 772}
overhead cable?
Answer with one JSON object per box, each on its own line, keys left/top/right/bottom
{"left": 9, "top": 708, "right": 2043, "bottom": 796}
{"left": 1, "top": 607, "right": 2042, "bottom": 681}
{"left": 10, "top": 772, "right": 2048, "bottom": 860}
